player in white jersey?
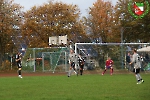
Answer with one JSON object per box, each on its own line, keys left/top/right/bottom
{"left": 68, "top": 49, "right": 78, "bottom": 77}
{"left": 130, "top": 49, "right": 144, "bottom": 84}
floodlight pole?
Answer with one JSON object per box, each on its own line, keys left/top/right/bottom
{"left": 33, "top": 48, "right": 35, "bottom": 72}
{"left": 120, "top": 27, "right": 132, "bottom": 69}
{"left": 121, "top": 28, "right": 123, "bottom": 69}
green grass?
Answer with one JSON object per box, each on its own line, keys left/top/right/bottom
{"left": 0, "top": 73, "right": 150, "bottom": 100}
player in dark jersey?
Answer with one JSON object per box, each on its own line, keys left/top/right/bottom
{"left": 78, "top": 54, "right": 85, "bottom": 75}
{"left": 16, "top": 52, "right": 23, "bottom": 78}
{"left": 102, "top": 57, "right": 113, "bottom": 75}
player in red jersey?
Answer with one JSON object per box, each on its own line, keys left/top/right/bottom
{"left": 102, "top": 57, "right": 114, "bottom": 75}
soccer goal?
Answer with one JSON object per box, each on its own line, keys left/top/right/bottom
{"left": 74, "top": 43, "right": 150, "bottom": 70}
{"left": 22, "top": 47, "right": 69, "bottom": 72}
{"left": 42, "top": 51, "right": 69, "bottom": 73}
{"left": 22, "top": 35, "right": 70, "bottom": 72}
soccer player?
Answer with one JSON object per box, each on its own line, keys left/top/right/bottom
{"left": 68, "top": 49, "right": 78, "bottom": 77}
{"left": 129, "top": 49, "right": 144, "bottom": 84}
{"left": 78, "top": 54, "right": 85, "bottom": 75}
{"left": 16, "top": 52, "right": 23, "bottom": 78}
{"left": 126, "top": 52, "right": 131, "bottom": 71}
{"left": 102, "top": 57, "right": 113, "bottom": 75}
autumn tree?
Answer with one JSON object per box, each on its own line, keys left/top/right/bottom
{"left": 130, "top": 0, "right": 150, "bottom": 42}
{"left": 114, "top": 0, "right": 150, "bottom": 43}
{"left": 22, "top": 1, "right": 86, "bottom": 48}
{"left": 0, "top": 0, "right": 23, "bottom": 67}
{"left": 83, "top": 0, "right": 115, "bottom": 43}
{"left": 80, "top": 0, "right": 119, "bottom": 65}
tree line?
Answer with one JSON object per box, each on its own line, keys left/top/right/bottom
{"left": 0, "top": 0, "right": 150, "bottom": 68}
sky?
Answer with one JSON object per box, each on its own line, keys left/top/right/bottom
{"left": 13, "top": 0, "right": 118, "bottom": 16}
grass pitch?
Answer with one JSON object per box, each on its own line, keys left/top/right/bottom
{"left": 0, "top": 73, "right": 150, "bottom": 100}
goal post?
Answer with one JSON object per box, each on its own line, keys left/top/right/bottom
{"left": 21, "top": 35, "right": 69, "bottom": 72}
{"left": 21, "top": 47, "right": 69, "bottom": 72}
{"left": 75, "top": 43, "right": 150, "bottom": 70}
{"left": 75, "top": 43, "right": 150, "bottom": 53}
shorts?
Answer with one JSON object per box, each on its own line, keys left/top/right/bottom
{"left": 105, "top": 66, "right": 112, "bottom": 69}
{"left": 79, "top": 64, "right": 84, "bottom": 69}
{"left": 17, "top": 62, "right": 22, "bottom": 68}
{"left": 71, "top": 62, "right": 75, "bottom": 68}
{"left": 133, "top": 68, "right": 141, "bottom": 74}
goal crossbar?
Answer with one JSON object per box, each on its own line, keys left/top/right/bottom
{"left": 75, "top": 43, "right": 150, "bottom": 54}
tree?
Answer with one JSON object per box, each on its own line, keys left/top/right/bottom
{"left": 22, "top": 1, "right": 86, "bottom": 48}
{"left": 114, "top": 0, "right": 150, "bottom": 43}
{"left": 80, "top": 0, "right": 119, "bottom": 64}
{"left": 130, "top": 0, "right": 150, "bottom": 42}
{"left": 84, "top": 0, "right": 115, "bottom": 43}
{"left": 0, "top": 0, "right": 23, "bottom": 68}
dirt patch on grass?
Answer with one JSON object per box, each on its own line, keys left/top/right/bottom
{"left": 0, "top": 69, "right": 137, "bottom": 77}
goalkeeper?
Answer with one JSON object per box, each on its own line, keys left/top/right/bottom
{"left": 102, "top": 57, "right": 114, "bottom": 75}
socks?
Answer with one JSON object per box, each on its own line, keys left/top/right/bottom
{"left": 80, "top": 70, "right": 83, "bottom": 75}
{"left": 102, "top": 69, "right": 113, "bottom": 75}
{"left": 135, "top": 74, "right": 140, "bottom": 82}
{"left": 110, "top": 68, "right": 113, "bottom": 74}
{"left": 68, "top": 69, "right": 74, "bottom": 76}
{"left": 137, "top": 74, "right": 142, "bottom": 80}
{"left": 18, "top": 70, "right": 21, "bottom": 75}
{"left": 103, "top": 70, "right": 106, "bottom": 74}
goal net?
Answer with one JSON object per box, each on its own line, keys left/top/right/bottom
{"left": 75, "top": 43, "right": 150, "bottom": 71}
{"left": 21, "top": 47, "right": 69, "bottom": 72}
{"left": 21, "top": 43, "right": 150, "bottom": 72}
{"left": 42, "top": 51, "right": 69, "bottom": 73}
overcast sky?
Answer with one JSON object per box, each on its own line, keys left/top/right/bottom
{"left": 13, "top": 0, "right": 118, "bottom": 16}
